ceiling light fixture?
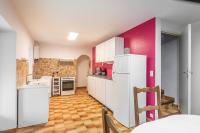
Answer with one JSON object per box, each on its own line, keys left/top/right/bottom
{"left": 67, "top": 32, "right": 79, "bottom": 41}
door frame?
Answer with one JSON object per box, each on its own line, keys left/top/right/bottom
{"left": 160, "top": 32, "right": 180, "bottom": 105}
{"left": 187, "top": 24, "right": 192, "bottom": 114}
{"left": 156, "top": 19, "right": 192, "bottom": 114}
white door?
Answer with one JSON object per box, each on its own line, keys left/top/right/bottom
{"left": 179, "top": 24, "right": 192, "bottom": 114}
{"left": 191, "top": 22, "right": 200, "bottom": 115}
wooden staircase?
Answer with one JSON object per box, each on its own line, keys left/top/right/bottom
{"left": 160, "top": 89, "right": 181, "bottom": 117}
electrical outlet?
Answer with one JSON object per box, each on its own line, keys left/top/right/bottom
{"left": 150, "top": 70, "right": 154, "bottom": 77}
{"left": 150, "top": 113, "right": 154, "bottom": 118}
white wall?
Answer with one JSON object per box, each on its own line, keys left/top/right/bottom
{"left": 39, "top": 43, "right": 92, "bottom": 60}
{"left": 161, "top": 19, "right": 184, "bottom": 35}
{"left": 161, "top": 38, "right": 179, "bottom": 103}
{"left": 77, "top": 56, "right": 90, "bottom": 87}
{"left": 191, "top": 21, "right": 200, "bottom": 115}
{"left": 0, "top": 0, "right": 33, "bottom": 59}
{"left": 156, "top": 18, "right": 161, "bottom": 87}
{"left": 0, "top": 31, "right": 17, "bottom": 130}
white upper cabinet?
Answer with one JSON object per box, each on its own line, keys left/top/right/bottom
{"left": 95, "top": 44, "right": 101, "bottom": 63}
{"left": 95, "top": 37, "right": 124, "bottom": 63}
{"left": 99, "top": 43, "right": 105, "bottom": 62}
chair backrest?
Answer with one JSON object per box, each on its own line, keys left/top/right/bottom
{"left": 134, "top": 86, "right": 161, "bottom": 126}
{"left": 102, "top": 108, "right": 122, "bottom": 133}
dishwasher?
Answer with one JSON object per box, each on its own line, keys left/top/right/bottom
{"left": 17, "top": 85, "right": 49, "bottom": 128}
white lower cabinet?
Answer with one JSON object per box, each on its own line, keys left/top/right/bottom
{"left": 87, "top": 77, "right": 91, "bottom": 94}
{"left": 95, "top": 78, "right": 106, "bottom": 105}
{"left": 87, "top": 76, "right": 96, "bottom": 97}
{"left": 87, "top": 76, "right": 113, "bottom": 111}
{"left": 105, "top": 80, "right": 114, "bottom": 111}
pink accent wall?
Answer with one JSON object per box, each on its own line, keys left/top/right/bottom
{"left": 119, "top": 18, "right": 156, "bottom": 119}
{"left": 92, "top": 18, "right": 156, "bottom": 119}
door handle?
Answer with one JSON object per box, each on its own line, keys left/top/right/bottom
{"left": 183, "top": 69, "right": 193, "bottom": 78}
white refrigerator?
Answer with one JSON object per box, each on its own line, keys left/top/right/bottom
{"left": 112, "top": 54, "right": 146, "bottom": 128}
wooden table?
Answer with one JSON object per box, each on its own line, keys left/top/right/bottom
{"left": 132, "top": 115, "right": 200, "bottom": 133}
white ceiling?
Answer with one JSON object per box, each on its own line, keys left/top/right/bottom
{"left": 12, "top": 0, "right": 200, "bottom": 47}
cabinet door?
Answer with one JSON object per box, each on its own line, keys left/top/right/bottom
{"left": 91, "top": 77, "right": 96, "bottom": 97}
{"left": 103, "top": 39, "right": 112, "bottom": 62}
{"left": 100, "top": 44, "right": 105, "bottom": 62}
{"left": 100, "top": 78, "right": 106, "bottom": 105}
{"left": 105, "top": 80, "right": 114, "bottom": 111}
{"left": 95, "top": 78, "right": 100, "bottom": 101}
{"left": 96, "top": 44, "right": 104, "bottom": 63}
{"left": 87, "top": 77, "right": 91, "bottom": 95}
{"left": 95, "top": 78, "right": 106, "bottom": 104}
{"left": 109, "top": 38, "right": 115, "bottom": 61}
{"left": 104, "top": 41, "right": 109, "bottom": 62}
{"left": 95, "top": 46, "right": 100, "bottom": 63}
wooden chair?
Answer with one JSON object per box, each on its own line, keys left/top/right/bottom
{"left": 102, "top": 108, "right": 122, "bottom": 133}
{"left": 134, "top": 86, "right": 161, "bottom": 126}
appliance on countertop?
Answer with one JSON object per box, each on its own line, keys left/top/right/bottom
{"left": 101, "top": 67, "right": 107, "bottom": 76}
{"left": 61, "top": 77, "right": 75, "bottom": 96}
{"left": 95, "top": 67, "right": 102, "bottom": 75}
{"left": 112, "top": 54, "right": 146, "bottom": 128}
{"left": 95, "top": 67, "right": 107, "bottom": 76}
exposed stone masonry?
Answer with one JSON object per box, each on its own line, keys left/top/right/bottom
{"left": 33, "top": 58, "right": 77, "bottom": 79}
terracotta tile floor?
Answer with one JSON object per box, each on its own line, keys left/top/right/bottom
{"left": 9, "top": 88, "right": 131, "bottom": 133}
{"left": 9, "top": 88, "right": 180, "bottom": 133}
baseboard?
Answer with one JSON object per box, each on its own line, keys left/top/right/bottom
{"left": 76, "top": 86, "right": 87, "bottom": 89}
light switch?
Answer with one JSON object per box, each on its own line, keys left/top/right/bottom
{"left": 150, "top": 70, "right": 154, "bottom": 77}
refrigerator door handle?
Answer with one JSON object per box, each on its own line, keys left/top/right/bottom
{"left": 112, "top": 63, "right": 116, "bottom": 75}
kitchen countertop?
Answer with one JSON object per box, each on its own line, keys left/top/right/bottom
{"left": 17, "top": 84, "right": 50, "bottom": 90}
{"left": 88, "top": 75, "right": 112, "bottom": 80}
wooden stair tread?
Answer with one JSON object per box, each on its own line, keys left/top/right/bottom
{"left": 160, "top": 106, "right": 181, "bottom": 117}
{"left": 161, "top": 89, "right": 165, "bottom": 95}
{"left": 160, "top": 88, "right": 181, "bottom": 117}
{"left": 161, "top": 95, "right": 175, "bottom": 105}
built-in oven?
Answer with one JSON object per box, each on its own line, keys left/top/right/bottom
{"left": 61, "top": 77, "right": 75, "bottom": 95}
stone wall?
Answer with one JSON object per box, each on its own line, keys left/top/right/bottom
{"left": 33, "top": 58, "right": 77, "bottom": 79}
{"left": 16, "top": 59, "right": 28, "bottom": 87}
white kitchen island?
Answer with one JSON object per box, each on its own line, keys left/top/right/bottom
{"left": 17, "top": 84, "right": 49, "bottom": 128}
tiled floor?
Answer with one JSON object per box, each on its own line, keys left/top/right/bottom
{"left": 9, "top": 88, "right": 131, "bottom": 133}
{"left": 9, "top": 88, "right": 180, "bottom": 133}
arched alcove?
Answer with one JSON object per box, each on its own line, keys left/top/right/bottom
{"left": 76, "top": 55, "right": 91, "bottom": 88}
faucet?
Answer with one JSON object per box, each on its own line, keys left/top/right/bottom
{"left": 26, "top": 74, "right": 32, "bottom": 85}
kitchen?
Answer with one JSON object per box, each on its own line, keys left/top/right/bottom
{"left": 0, "top": 10, "right": 149, "bottom": 131}
{"left": 1, "top": 0, "right": 200, "bottom": 133}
